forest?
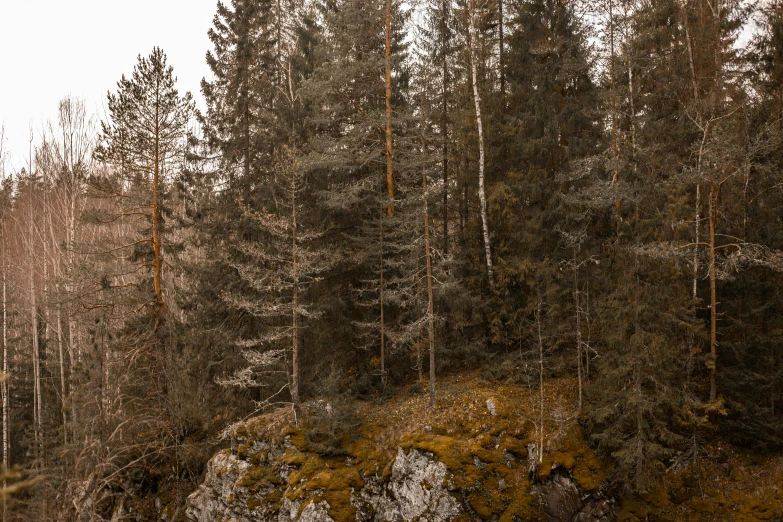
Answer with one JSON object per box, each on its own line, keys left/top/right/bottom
{"left": 1, "top": 0, "right": 783, "bottom": 519}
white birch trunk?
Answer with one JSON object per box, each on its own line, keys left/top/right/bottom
{"left": 468, "top": 0, "right": 494, "bottom": 288}
{"left": 30, "top": 233, "right": 41, "bottom": 460}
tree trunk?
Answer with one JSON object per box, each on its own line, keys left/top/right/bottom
{"left": 277, "top": 0, "right": 283, "bottom": 86}
{"left": 56, "top": 308, "right": 66, "bottom": 445}
{"left": 28, "top": 203, "right": 42, "bottom": 465}
{"left": 152, "top": 103, "right": 165, "bottom": 315}
{"left": 423, "top": 169, "right": 436, "bottom": 407}
{"left": 379, "top": 205, "right": 387, "bottom": 388}
{"left": 468, "top": 0, "right": 494, "bottom": 288}
{"left": 708, "top": 184, "right": 718, "bottom": 402}
{"left": 1, "top": 224, "right": 8, "bottom": 522}
{"left": 573, "top": 249, "right": 583, "bottom": 410}
{"left": 609, "top": 0, "right": 619, "bottom": 183}
{"left": 291, "top": 171, "right": 302, "bottom": 423}
{"left": 441, "top": 0, "right": 449, "bottom": 255}
{"left": 67, "top": 194, "right": 78, "bottom": 447}
{"left": 384, "top": 0, "right": 395, "bottom": 217}
{"left": 681, "top": 0, "right": 701, "bottom": 300}
{"left": 535, "top": 299, "right": 544, "bottom": 464}
{"left": 498, "top": 0, "right": 505, "bottom": 101}
{"left": 694, "top": 184, "right": 700, "bottom": 299}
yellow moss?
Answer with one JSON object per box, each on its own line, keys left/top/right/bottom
{"left": 287, "top": 429, "right": 309, "bottom": 452}
{"left": 264, "top": 489, "right": 283, "bottom": 506}
{"left": 280, "top": 445, "right": 365, "bottom": 521}
{"left": 475, "top": 434, "right": 494, "bottom": 449}
{"left": 487, "top": 422, "right": 511, "bottom": 436}
{"left": 307, "top": 467, "right": 363, "bottom": 492}
{"left": 246, "top": 497, "right": 261, "bottom": 510}
{"left": 730, "top": 468, "right": 748, "bottom": 482}
{"left": 401, "top": 433, "right": 474, "bottom": 473}
{"left": 499, "top": 434, "right": 529, "bottom": 457}
{"left": 236, "top": 443, "right": 249, "bottom": 459}
{"left": 213, "top": 374, "right": 783, "bottom": 522}
{"left": 345, "top": 437, "right": 393, "bottom": 478}
{"left": 323, "top": 490, "right": 357, "bottom": 521}
{"left": 498, "top": 473, "right": 535, "bottom": 522}
{"left": 286, "top": 453, "right": 326, "bottom": 488}
{"left": 238, "top": 465, "right": 283, "bottom": 492}
{"left": 381, "top": 460, "right": 394, "bottom": 481}
{"left": 536, "top": 425, "right": 605, "bottom": 492}
{"left": 467, "top": 490, "right": 494, "bottom": 519}
{"left": 249, "top": 447, "right": 269, "bottom": 466}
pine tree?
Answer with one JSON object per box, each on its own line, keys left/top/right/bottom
{"left": 95, "top": 47, "right": 194, "bottom": 319}
{"left": 716, "top": 0, "right": 783, "bottom": 447}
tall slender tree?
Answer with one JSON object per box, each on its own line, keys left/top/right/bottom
{"left": 95, "top": 47, "right": 194, "bottom": 320}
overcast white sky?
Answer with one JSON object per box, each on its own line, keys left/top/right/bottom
{"left": 0, "top": 0, "right": 216, "bottom": 171}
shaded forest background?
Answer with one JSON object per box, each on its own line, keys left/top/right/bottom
{"left": 1, "top": 0, "right": 783, "bottom": 518}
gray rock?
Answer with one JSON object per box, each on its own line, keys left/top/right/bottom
{"left": 536, "top": 471, "right": 581, "bottom": 522}
{"left": 486, "top": 398, "right": 496, "bottom": 416}
{"left": 372, "top": 447, "right": 460, "bottom": 522}
{"left": 300, "top": 500, "right": 334, "bottom": 522}
{"left": 531, "top": 470, "right": 616, "bottom": 522}
{"left": 185, "top": 432, "right": 613, "bottom": 522}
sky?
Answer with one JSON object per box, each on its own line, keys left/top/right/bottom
{"left": 0, "top": 0, "right": 217, "bottom": 171}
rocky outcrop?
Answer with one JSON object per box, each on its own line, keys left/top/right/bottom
{"left": 352, "top": 447, "right": 460, "bottom": 521}
{"left": 532, "top": 468, "right": 614, "bottom": 522}
{"left": 186, "top": 444, "right": 461, "bottom": 522}
{"left": 185, "top": 426, "right": 614, "bottom": 522}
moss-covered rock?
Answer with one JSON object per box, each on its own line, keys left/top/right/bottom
{"left": 185, "top": 373, "right": 783, "bottom": 522}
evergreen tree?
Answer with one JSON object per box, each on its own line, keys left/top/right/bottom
{"left": 201, "top": 0, "right": 277, "bottom": 185}
{"left": 491, "top": 0, "right": 602, "bottom": 355}
{"left": 220, "top": 148, "right": 332, "bottom": 422}
{"left": 94, "top": 47, "right": 194, "bottom": 319}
